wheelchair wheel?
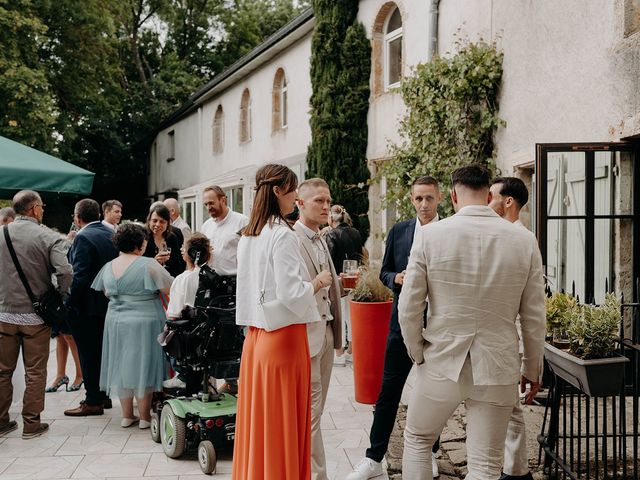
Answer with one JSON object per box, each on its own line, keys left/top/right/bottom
{"left": 198, "top": 440, "right": 217, "bottom": 474}
{"left": 160, "top": 404, "right": 186, "bottom": 458}
{"left": 150, "top": 412, "right": 161, "bottom": 443}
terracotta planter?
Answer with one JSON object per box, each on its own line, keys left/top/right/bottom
{"left": 544, "top": 343, "right": 629, "bottom": 397}
{"left": 349, "top": 300, "right": 393, "bottom": 404}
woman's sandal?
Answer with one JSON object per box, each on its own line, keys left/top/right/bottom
{"left": 66, "top": 380, "right": 84, "bottom": 392}
{"left": 45, "top": 376, "right": 69, "bottom": 393}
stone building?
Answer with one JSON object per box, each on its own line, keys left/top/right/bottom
{"left": 148, "top": 0, "right": 639, "bottom": 304}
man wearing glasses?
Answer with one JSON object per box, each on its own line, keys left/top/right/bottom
{"left": 0, "top": 190, "right": 72, "bottom": 439}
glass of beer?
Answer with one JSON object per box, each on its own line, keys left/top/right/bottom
{"left": 342, "top": 260, "right": 359, "bottom": 289}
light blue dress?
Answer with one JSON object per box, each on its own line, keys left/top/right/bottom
{"left": 91, "top": 256, "right": 174, "bottom": 398}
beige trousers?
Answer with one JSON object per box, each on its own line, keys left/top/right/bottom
{"left": 403, "top": 356, "right": 518, "bottom": 480}
{"left": 503, "top": 401, "right": 529, "bottom": 476}
{"left": 0, "top": 322, "right": 50, "bottom": 433}
{"left": 310, "top": 324, "right": 334, "bottom": 480}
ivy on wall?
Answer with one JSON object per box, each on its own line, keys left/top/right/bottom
{"left": 307, "top": 0, "right": 371, "bottom": 238}
{"left": 375, "top": 42, "right": 505, "bottom": 219}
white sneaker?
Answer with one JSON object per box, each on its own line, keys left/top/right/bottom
{"left": 139, "top": 420, "right": 150, "bottom": 429}
{"left": 432, "top": 452, "right": 439, "bottom": 477}
{"left": 162, "top": 376, "right": 186, "bottom": 389}
{"left": 346, "top": 457, "right": 383, "bottom": 480}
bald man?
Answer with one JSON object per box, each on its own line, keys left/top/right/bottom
{"left": 163, "top": 198, "right": 191, "bottom": 239}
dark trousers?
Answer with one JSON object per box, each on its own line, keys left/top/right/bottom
{"left": 366, "top": 333, "right": 440, "bottom": 462}
{"left": 69, "top": 314, "right": 107, "bottom": 406}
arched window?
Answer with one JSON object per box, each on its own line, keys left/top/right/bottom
{"left": 239, "top": 88, "right": 251, "bottom": 143}
{"left": 372, "top": 3, "right": 404, "bottom": 95}
{"left": 212, "top": 105, "right": 224, "bottom": 154}
{"left": 384, "top": 6, "right": 403, "bottom": 89}
{"left": 272, "top": 68, "right": 288, "bottom": 132}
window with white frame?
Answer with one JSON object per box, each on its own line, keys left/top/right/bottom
{"left": 167, "top": 130, "right": 175, "bottom": 161}
{"left": 239, "top": 89, "right": 252, "bottom": 143}
{"left": 224, "top": 186, "right": 244, "bottom": 214}
{"left": 384, "top": 6, "right": 403, "bottom": 90}
{"left": 212, "top": 105, "right": 224, "bottom": 154}
{"left": 181, "top": 198, "right": 197, "bottom": 230}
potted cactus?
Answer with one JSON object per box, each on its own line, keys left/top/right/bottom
{"left": 349, "top": 265, "right": 393, "bottom": 404}
{"left": 544, "top": 294, "right": 629, "bottom": 397}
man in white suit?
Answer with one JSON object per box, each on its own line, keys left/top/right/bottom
{"left": 398, "top": 164, "right": 546, "bottom": 479}
{"left": 490, "top": 176, "right": 535, "bottom": 480}
{"left": 294, "top": 178, "right": 343, "bottom": 480}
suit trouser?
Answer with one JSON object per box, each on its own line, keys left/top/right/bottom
{"left": 403, "top": 356, "right": 518, "bottom": 480}
{"left": 366, "top": 334, "right": 439, "bottom": 463}
{"left": 310, "top": 324, "right": 334, "bottom": 480}
{"left": 503, "top": 401, "right": 529, "bottom": 476}
{"left": 0, "top": 321, "right": 50, "bottom": 433}
{"left": 69, "top": 314, "right": 107, "bottom": 406}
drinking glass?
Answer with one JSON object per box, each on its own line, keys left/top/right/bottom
{"left": 342, "top": 260, "right": 359, "bottom": 289}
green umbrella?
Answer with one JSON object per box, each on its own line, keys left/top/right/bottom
{"left": 0, "top": 135, "right": 94, "bottom": 197}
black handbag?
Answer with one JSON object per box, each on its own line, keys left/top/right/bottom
{"left": 2, "top": 225, "right": 69, "bottom": 329}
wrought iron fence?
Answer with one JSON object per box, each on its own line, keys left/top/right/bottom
{"left": 538, "top": 281, "right": 640, "bottom": 479}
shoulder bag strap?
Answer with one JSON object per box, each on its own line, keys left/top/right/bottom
{"left": 3, "top": 225, "right": 38, "bottom": 303}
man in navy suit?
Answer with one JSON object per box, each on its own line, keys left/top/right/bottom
{"left": 64, "top": 199, "right": 119, "bottom": 416}
{"left": 347, "top": 176, "right": 443, "bottom": 480}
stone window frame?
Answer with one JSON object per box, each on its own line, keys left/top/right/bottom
{"left": 372, "top": 2, "right": 405, "bottom": 96}
{"left": 239, "top": 88, "right": 252, "bottom": 143}
{"left": 272, "top": 68, "right": 288, "bottom": 133}
{"left": 212, "top": 104, "right": 224, "bottom": 154}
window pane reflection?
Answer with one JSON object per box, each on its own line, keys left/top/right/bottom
{"left": 387, "top": 37, "right": 402, "bottom": 86}
{"left": 546, "top": 219, "right": 585, "bottom": 301}
{"left": 594, "top": 151, "right": 633, "bottom": 215}
{"left": 547, "top": 152, "right": 586, "bottom": 216}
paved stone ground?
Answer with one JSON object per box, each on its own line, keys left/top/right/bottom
{"left": 2, "top": 342, "right": 549, "bottom": 479}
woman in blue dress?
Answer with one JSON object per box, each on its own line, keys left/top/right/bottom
{"left": 92, "top": 223, "right": 174, "bottom": 428}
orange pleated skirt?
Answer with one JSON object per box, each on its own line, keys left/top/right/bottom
{"left": 232, "top": 324, "right": 311, "bottom": 480}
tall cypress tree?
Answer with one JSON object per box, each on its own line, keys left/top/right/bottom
{"left": 307, "top": 0, "right": 371, "bottom": 238}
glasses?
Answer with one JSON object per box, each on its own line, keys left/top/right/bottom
{"left": 31, "top": 203, "right": 45, "bottom": 210}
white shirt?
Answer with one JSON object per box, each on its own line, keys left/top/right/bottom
{"left": 101, "top": 220, "right": 116, "bottom": 231}
{"left": 200, "top": 210, "right": 248, "bottom": 276}
{"left": 172, "top": 216, "right": 192, "bottom": 238}
{"left": 295, "top": 220, "right": 332, "bottom": 321}
{"left": 166, "top": 267, "right": 200, "bottom": 319}
{"left": 236, "top": 222, "right": 319, "bottom": 329}
{"left": 413, "top": 214, "right": 439, "bottom": 241}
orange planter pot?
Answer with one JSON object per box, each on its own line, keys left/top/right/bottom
{"left": 349, "top": 300, "right": 393, "bottom": 404}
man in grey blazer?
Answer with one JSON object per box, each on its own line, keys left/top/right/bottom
{"left": 294, "top": 178, "right": 343, "bottom": 480}
{"left": 398, "top": 165, "right": 546, "bottom": 479}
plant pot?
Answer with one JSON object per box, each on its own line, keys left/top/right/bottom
{"left": 544, "top": 343, "right": 629, "bottom": 397}
{"left": 349, "top": 299, "right": 393, "bottom": 404}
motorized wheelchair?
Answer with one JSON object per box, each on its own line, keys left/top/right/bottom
{"left": 150, "top": 265, "right": 244, "bottom": 474}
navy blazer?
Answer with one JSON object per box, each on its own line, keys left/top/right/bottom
{"left": 66, "top": 222, "right": 119, "bottom": 318}
{"left": 379, "top": 218, "right": 417, "bottom": 340}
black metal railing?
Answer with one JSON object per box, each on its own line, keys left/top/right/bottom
{"left": 538, "top": 281, "right": 640, "bottom": 479}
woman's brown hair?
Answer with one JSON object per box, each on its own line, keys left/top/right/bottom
{"left": 243, "top": 164, "right": 298, "bottom": 236}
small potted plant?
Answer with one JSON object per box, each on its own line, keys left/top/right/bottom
{"left": 349, "top": 265, "right": 393, "bottom": 404}
{"left": 544, "top": 293, "right": 629, "bottom": 397}
{"left": 545, "top": 292, "right": 577, "bottom": 348}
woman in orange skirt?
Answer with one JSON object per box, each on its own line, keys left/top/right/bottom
{"left": 233, "top": 164, "right": 333, "bottom": 480}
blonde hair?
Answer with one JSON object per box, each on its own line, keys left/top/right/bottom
{"left": 330, "top": 204, "right": 352, "bottom": 226}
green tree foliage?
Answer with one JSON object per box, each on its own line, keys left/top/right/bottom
{"left": 0, "top": 0, "right": 55, "bottom": 150}
{"left": 307, "top": 0, "right": 370, "bottom": 237}
{"left": 376, "top": 42, "right": 504, "bottom": 219}
{"left": 0, "top": 0, "right": 306, "bottom": 218}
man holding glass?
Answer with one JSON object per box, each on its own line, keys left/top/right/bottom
{"left": 294, "top": 178, "right": 343, "bottom": 480}
{"left": 347, "top": 175, "right": 442, "bottom": 480}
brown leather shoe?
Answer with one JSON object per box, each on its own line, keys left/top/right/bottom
{"left": 64, "top": 402, "right": 104, "bottom": 416}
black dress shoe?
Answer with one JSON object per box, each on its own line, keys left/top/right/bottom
{"left": 103, "top": 398, "right": 113, "bottom": 409}
{"left": 499, "top": 473, "right": 534, "bottom": 480}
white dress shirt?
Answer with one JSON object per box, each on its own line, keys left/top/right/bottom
{"left": 200, "top": 210, "right": 249, "bottom": 276}
{"left": 236, "top": 221, "right": 319, "bottom": 329}
{"left": 101, "top": 220, "right": 116, "bottom": 231}
{"left": 295, "top": 220, "right": 332, "bottom": 321}
{"left": 166, "top": 267, "right": 200, "bottom": 319}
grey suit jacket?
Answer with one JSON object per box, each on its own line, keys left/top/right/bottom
{"left": 293, "top": 222, "right": 343, "bottom": 357}
{"left": 398, "top": 205, "right": 546, "bottom": 386}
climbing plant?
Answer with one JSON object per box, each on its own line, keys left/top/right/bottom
{"left": 307, "top": 0, "right": 371, "bottom": 237}
{"left": 375, "top": 41, "right": 504, "bottom": 219}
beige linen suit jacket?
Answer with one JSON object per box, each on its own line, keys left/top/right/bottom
{"left": 293, "top": 223, "right": 343, "bottom": 357}
{"left": 398, "top": 205, "right": 546, "bottom": 385}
